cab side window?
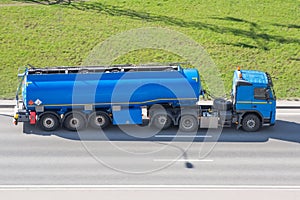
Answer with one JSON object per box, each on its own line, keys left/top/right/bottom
{"left": 254, "top": 88, "right": 267, "bottom": 100}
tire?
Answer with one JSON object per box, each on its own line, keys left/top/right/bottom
{"left": 89, "top": 111, "right": 110, "bottom": 129}
{"left": 39, "top": 113, "right": 60, "bottom": 131}
{"left": 213, "top": 98, "right": 232, "bottom": 111}
{"left": 179, "top": 115, "right": 198, "bottom": 132}
{"left": 242, "top": 114, "right": 261, "bottom": 132}
{"left": 152, "top": 114, "right": 172, "bottom": 130}
{"left": 63, "top": 112, "right": 86, "bottom": 131}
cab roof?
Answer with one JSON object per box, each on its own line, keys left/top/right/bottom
{"left": 239, "top": 70, "right": 268, "bottom": 85}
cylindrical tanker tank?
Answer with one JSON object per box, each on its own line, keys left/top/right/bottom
{"left": 23, "top": 66, "right": 201, "bottom": 110}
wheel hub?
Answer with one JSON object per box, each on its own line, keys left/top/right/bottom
{"left": 69, "top": 118, "right": 80, "bottom": 128}
{"left": 247, "top": 119, "right": 256, "bottom": 129}
{"left": 182, "top": 119, "right": 193, "bottom": 129}
{"left": 95, "top": 116, "right": 105, "bottom": 126}
{"left": 43, "top": 118, "right": 55, "bottom": 128}
{"left": 157, "top": 115, "right": 167, "bottom": 125}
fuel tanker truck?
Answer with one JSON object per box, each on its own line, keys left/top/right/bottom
{"left": 14, "top": 64, "right": 276, "bottom": 132}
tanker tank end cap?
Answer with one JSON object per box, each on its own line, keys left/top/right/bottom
{"left": 35, "top": 99, "right": 42, "bottom": 106}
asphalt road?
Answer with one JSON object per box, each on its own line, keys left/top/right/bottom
{"left": 0, "top": 108, "right": 299, "bottom": 186}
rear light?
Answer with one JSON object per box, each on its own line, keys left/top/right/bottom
{"left": 13, "top": 119, "right": 18, "bottom": 125}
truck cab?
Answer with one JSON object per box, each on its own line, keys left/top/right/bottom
{"left": 232, "top": 68, "right": 276, "bottom": 131}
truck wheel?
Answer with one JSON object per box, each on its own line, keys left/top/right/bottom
{"left": 179, "top": 115, "right": 198, "bottom": 132}
{"left": 242, "top": 114, "right": 261, "bottom": 132}
{"left": 152, "top": 114, "right": 172, "bottom": 130}
{"left": 39, "top": 113, "right": 60, "bottom": 131}
{"left": 213, "top": 98, "right": 232, "bottom": 111}
{"left": 89, "top": 111, "right": 110, "bottom": 129}
{"left": 64, "top": 112, "right": 86, "bottom": 131}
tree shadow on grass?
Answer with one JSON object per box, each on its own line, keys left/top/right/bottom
{"left": 222, "top": 42, "right": 258, "bottom": 49}
{"left": 63, "top": 2, "right": 300, "bottom": 49}
{"left": 13, "top": 0, "right": 71, "bottom": 5}
{"left": 272, "top": 23, "right": 300, "bottom": 29}
{"left": 211, "top": 16, "right": 268, "bottom": 50}
{"left": 12, "top": 0, "right": 300, "bottom": 60}
{"left": 12, "top": 1, "right": 300, "bottom": 50}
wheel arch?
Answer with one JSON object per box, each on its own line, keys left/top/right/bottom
{"left": 237, "top": 110, "right": 263, "bottom": 129}
{"left": 38, "top": 111, "right": 61, "bottom": 122}
{"left": 62, "top": 110, "right": 87, "bottom": 122}
{"left": 240, "top": 111, "right": 263, "bottom": 122}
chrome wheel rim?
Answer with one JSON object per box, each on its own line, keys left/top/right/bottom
{"left": 43, "top": 117, "right": 55, "bottom": 129}
{"left": 69, "top": 117, "right": 80, "bottom": 129}
{"left": 94, "top": 115, "right": 105, "bottom": 127}
{"left": 247, "top": 119, "right": 256, "bottom": 129}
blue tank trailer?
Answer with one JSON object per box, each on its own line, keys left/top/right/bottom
{"left": 14, "top": 64, "right": 276, "bottom": 132}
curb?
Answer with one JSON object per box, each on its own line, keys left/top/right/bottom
{"left": 0, "top": 105, "right": 15, "bottom": 108}
{"left": 276, "top": 106, "right": 300, "bottom": 109}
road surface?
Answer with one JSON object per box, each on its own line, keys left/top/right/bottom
{"left": 0, "top": 108, "right": 299, "bottom": 186}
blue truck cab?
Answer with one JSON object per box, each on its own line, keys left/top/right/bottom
{"left": 232, "top": 67, "right": 276, "bottom": 131}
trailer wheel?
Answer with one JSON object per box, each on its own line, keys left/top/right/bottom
{"left": 179, "top": 115, "right": 198, "bottom": 132}
{"left": 63, "top": 112, "right": 86, "bottom": 131}
{"left": 89, "top": 111, "right": 110, "bottom": 129}
{"left": 242, "top": 114, "right": 261, "bottom": 132}
{"left": 39, "top": 113, "right": 60, "bottom": 131}
{"left": 152, "top": 114, "right": 172, "bottom": 130}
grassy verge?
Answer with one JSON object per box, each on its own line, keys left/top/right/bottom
{"left": 0, "top": 0, "right": 299, "bottom": 99}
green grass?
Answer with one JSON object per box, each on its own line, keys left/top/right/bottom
{"left": 0, "top": 0, "right": 299, "bottom": 99}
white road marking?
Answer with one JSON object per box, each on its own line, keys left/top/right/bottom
{"left": 153, "top": 159, "right": 213, "bottom": 162}
{"left": 1, "top": 185, "right": 300, "bottom": 189}
{"left": 276, "top": 113, "right": 300, "bottom": 115}
{"left": 155, "top": 135, "right": 212, "bottom": 138}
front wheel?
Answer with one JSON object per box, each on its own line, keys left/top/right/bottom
{"left": 242, "top": 114, "right": 261, "bottom": 132}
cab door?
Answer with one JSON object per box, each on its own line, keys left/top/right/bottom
{"left": 235, "top": 85, "right": 254, "bottom": 111}
{"left": 253, "top": 87, "right": 272, "bottom": 119}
